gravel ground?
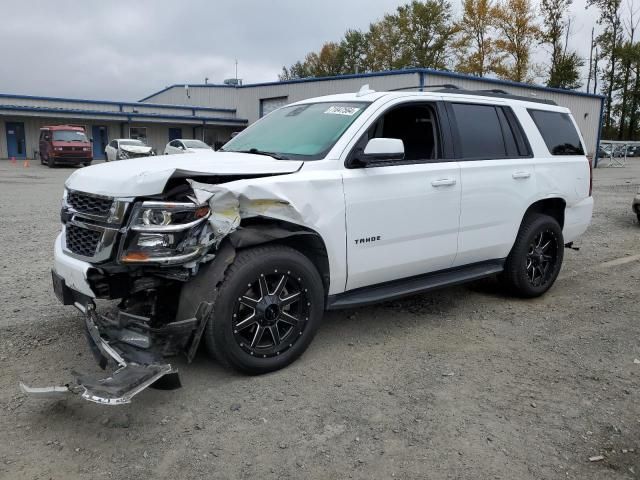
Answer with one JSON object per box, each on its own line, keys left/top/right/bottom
{"left": 0, "top": 159, "right": 639, "bottom": 480}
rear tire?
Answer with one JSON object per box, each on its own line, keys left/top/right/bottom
{"left": 501, "top": 213, "right": 564, "bottom": 298}
{"left": 204, "top": 245, "right": 324, "bottom": 374}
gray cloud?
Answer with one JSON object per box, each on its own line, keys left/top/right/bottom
{"left": 0, "top": 0, "right": 600, "bottom": 101}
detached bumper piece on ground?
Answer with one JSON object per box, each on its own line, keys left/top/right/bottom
{"left": 20, "top": 291, "right": 212, "bottom": 405}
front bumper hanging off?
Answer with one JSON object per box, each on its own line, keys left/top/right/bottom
{"left": 20, "top": 304, "right": 177, "bottom": 405}
{"left": 20, "top": 273, "right": 213, "bottom": 405}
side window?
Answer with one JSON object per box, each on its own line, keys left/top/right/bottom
{"left": 528, "top": 109, "right": 585, "bottom": 155}
{"left": 449, "top": 103, "right": 506, "bottom": 159}
{"left": 348, "top": 103, "right": 442, "bottom": 166}
{"left": 109, "top": 140, "right": 117, "bottom": 148}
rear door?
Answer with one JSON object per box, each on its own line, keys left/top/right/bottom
{"left": 342, "top": 99, "right": 461, "bottom": 290}
{"left": 445, "top": 100, "right": 538, "bottom": 266}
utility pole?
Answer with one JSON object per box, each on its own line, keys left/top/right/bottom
{"left": 235, "top": 59, "right": 238, "bottom": 84}
{"left": 587, "top": 27, "right": 594, "bottom": 93}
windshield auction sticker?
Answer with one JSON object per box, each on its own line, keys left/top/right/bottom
{"left": 325, "top": 106, "right": 360, "bottom": 116}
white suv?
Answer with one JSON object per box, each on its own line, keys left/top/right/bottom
{"left": 25, "top": 87, "right": 594, "bottom": 404}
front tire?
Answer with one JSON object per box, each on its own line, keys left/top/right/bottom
{"left": 47, "top": 156, "right": 55, "bottom": 168}
{"left": 501, "top": 213, "right": 564, "bottom": 297}
{"left": 204, "top": 245, "right": 324, "bottom": 374}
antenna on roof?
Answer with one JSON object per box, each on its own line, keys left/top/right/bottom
{"left": 356, "top": 84, "right": 376, "bottom": 97}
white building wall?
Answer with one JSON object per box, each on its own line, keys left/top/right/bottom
{"left": 142, "top": 86, "right": 240, "bottom": 111}
{"left": 237, "top": 73, "right": 419, "bottom": 122}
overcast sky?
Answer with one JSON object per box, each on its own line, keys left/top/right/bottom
{"left": 0, "top": 0, "right": 598, "bottom": 102}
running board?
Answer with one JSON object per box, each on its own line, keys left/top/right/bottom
{"left": 326, "top": 259, "right": 504, "bottom": 310}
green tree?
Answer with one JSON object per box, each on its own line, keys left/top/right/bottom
{"left": 492, "top": 0, "right": 540, "bottom": 82}
{"left": 454, "top": 0, "right": 503, "bottom": 76}
{"left": 280, "top": 0, "right": 456, "bottom": 79}
{"left": 588, "top": 0, "right": 623, "bottom": 134}
{"left": 539, "top": 0, "right": 584, "bottom": 89}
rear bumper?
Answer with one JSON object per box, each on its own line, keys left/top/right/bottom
{"left": 563, "top": 196, "right": 594, "bottom": 243}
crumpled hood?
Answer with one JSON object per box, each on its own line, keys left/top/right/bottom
{"left": 65, "top": 151, "right": 304, "bottom": 197}
{"left": 120, "top": 145, "right": 153, "bottom": 154}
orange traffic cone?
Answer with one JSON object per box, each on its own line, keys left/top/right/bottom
{"left": 23, "top": 159, "right": 29, "bottom": 168}
{"left": 10, "top": 156, "right": 16, "bottom": 165}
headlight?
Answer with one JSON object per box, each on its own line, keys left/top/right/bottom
{"left": 54, "top": 147, "right": 63, "bottom": 151}
{"left": 120, "top": 201, "right": 210, "bottom": 263}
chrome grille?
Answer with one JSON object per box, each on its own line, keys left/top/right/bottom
{"left": 67, "top": 191, "right": 113, "bottom": 217}
{"left": 65, "top": 224, "right": 102, "bottom": 257}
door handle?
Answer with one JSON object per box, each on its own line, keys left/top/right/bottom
{"left": 431, "top": 178, "right": 457, "bottom": 187}
{"left": 512, "top": 171, "right": 531, "bottom": 179}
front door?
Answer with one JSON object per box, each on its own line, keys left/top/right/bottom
{"left": 342, "top": 101, "right": 461, "bottom": 291}
{"left": 91, "top": 125, "right": 108, "bottom": 160}
{"left": 6, "top": 122, "right": 26, "bottom": 159}
{"left": 168, "top": 127, "right": 182, "bottom": 141}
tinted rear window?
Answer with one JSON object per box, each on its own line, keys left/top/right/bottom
{"left": 450, "top": 103, "right": 507, "bottom": 159}
{"left": 528, "top": 110, "right": 584, "bottom": 155}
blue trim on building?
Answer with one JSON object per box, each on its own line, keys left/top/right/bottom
{"left": 593, "top": 97, "right": 606, "bottom": 168}
{"left": 140, "top": 67, "right": 604, "bottom": 102}
{"left": 0, "top": 104, "right": 247, "bottom": 124}
{"left": 0, "top": 92, "right": 235, "bottom": 113}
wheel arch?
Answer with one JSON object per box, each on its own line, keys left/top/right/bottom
{"left": 521, "top": 197, "right": 566, "bottom": 230}
{"left": 228, "top": 218, "right": 331, "bottom": 296}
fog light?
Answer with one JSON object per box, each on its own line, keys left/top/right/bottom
{"left": 136, "top": 233, "right": 174, "bottom": 248}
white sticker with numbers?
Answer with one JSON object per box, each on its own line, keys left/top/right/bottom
{"left": 324, "top": 106, "right": 360, "bottom": 116}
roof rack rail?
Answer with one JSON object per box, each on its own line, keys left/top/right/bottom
{"left": 434, "top": 87, "right": 557, "bottom": 106}
{"left": 476, "top": 88, "right": 509, "bottom": 94}
{"left": 388, "top": 84, "right": 460, "bottom": 92}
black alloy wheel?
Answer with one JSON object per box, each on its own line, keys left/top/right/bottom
{"left": 501, "top": 213, "right": 564, "bottom": 297}
{"left": 525, "top": 228, "right": 560, "bottom": 287}
{"left": 204, "top": 245, "right": 324, "bottom": 374}
{"left": 232, "top": 270, "right": 310, "bottom": 358}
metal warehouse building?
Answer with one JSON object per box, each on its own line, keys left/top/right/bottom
{"left": 0, "top": 68, "right": 604, "bottom": 162}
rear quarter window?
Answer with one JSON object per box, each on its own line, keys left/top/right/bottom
{"left": 528, "top": 109, "right": 584, "bottom": 156}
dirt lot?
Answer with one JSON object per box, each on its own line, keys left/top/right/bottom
{"left": 0, "top": 159, "right": 638, "bottom": 480}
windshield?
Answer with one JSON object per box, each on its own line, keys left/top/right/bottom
{"left": 183, "top": 140, "right": 210, "bottom": 149}
{"left": 222, "top": 101, "right": 369, "bottom": 159}
{"left": 52, "top": 130, "right": 88, "bottom": 142}
{"left": 120, "top": 140, "right": 145, "bottom": 146}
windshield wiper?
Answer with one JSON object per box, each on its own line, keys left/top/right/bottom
{"left": 231, "top": 148, "right": 289, "bottom": 160}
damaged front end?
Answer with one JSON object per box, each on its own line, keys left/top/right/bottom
{"left": 22, "top": 171, "right": 313, "bottom": 405}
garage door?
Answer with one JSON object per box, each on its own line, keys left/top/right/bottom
{"left": 260, "top": 96, "right": 289, "bottom": 117}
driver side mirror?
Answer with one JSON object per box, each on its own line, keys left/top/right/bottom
{"left": 360, "top": 138, "right": 405, "bottom": 163}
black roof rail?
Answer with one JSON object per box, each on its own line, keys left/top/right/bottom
{"left": 385, "top": 84, "right": 558, "bottom": 106}
{"left": 476, "top": 88, "right": 509, "bottom": 94}
{"left": 388, "top": 84, "right": 461, "bottom": 92}
{"left": 434, "top": 88, "right": 557, "bottom": 106}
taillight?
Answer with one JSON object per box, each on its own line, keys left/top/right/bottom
{"left": 588, "top": 157, "right": 593, "bottom": 196}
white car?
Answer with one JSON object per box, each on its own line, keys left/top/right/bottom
{"left": 27, "top": 86, "right": 594, "bottom": 404}
{"left": 164, "top": 139, "right": 212, "bottom": 155}
{"left": 105, "top": 139, "right": 154, "bottom": 161}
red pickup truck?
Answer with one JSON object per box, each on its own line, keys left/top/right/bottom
{"left": 39, "top": 125, "right": 92, "bottom": 167}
